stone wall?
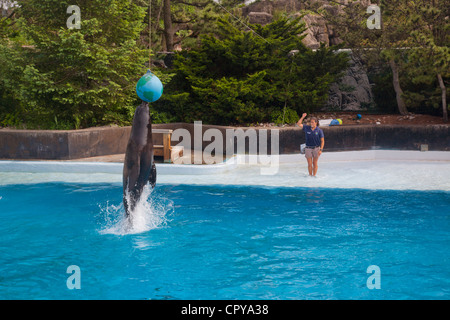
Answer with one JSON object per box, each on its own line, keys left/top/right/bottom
{"left": 1, "top": 124, "right": 448, "bottom": 160}
{"left": 327, "top": 52, "right": 374, "bottom": 111}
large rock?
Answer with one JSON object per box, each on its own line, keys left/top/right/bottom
{"left": 248, "top": 12, "right": 273, "bottom": 25}
{"left": 1, "top": 0, "right": 17, "bottom": 17}
{"left": 300, "top": 14, "right": 330, "bottom": 49}
{"left": 327, "top": 53, "right": 374, "bottom": 111}
{"left": 242, "top": 0, "right": 372, "bottom": 48}
{"left": 242, "top": 0, "right": 274, "bottom": 16}
{"left": 242, "top": 0, "right": 310, "bottom": 16}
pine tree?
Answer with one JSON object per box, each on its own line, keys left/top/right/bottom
{"left": 154, "top": 0, "right": 220, "bottom": 51}
{"left": 154, "top": 16, "right": 348, "bottom": 124}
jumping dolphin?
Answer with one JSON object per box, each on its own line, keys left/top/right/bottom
{"left": 123, "top": 101, "right": 157, "bottom": 218}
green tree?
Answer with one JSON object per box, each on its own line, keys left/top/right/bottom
{"left": 1, "top": 0, "right": 148, "bottom": 129}
{"left": 306, "top": 0, "right": 449, "bottom": 119}
{"left": 0, "top": 1, "right": 26, "bottom": 127}
{"left": 148, "top": 0, "right": 221, "bottom": 52}
{"left": 405, "top": 0, "right": 449, "bottom": 121}
{"left": 304, "top": 0, "right": 411, "bottom": 115}
{"left": 154, "top": 16, "right": 348, "bottom": 125}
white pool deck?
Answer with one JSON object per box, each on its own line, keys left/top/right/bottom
{"left": 0, "top": 150, "right": 449, "bottom": 191}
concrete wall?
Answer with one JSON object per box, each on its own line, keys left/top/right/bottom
{"left": 154, "top": 123, "right": 450, "bottom": 153}
{"left": 0, "top": 127, "right": 131, "bottom": 160}
{"left": 0, "top": 124, "right": 448, "bottom": 160}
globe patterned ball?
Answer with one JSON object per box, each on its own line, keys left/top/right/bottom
{"left": 136, "top": 70, "right": 163, "bottom": 102}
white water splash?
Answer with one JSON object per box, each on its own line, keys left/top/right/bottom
{"left": 99, "top": 185, "right": 173, "bottom": 235}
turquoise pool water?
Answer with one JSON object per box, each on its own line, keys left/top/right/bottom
{"left": 0, "top": 182, "right": 449, "bottom": 299}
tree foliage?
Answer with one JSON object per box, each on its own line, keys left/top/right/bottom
{"left": 305, "top": 0, "right": 449, "bottom": 119}
{"left": 153, "top": 16, "right": 349, "bottom": 125}
{"left": 1, "top": 0, "right": 149, "bottom": 129}
{"left": 4, "top": 0, "right": 446, "bottom": 128}
{"left": 403, "top": 0, "right": 449, "bottom": 121}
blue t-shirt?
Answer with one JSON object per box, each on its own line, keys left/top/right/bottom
{"left": 303, "top": 125, "right": 324, "bottom": 147}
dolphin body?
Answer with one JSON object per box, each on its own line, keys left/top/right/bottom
{"left": 123, "top": 101, "right": 157, "bottom": 218}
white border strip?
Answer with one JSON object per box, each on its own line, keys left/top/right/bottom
{"left": 0, "top": 151, "right": 448, "bottom": 175}
{"left": 239, "top": 150, "right": 450, "bottom": 164}
{"left": 0, "top": 156, "right": 238, "bottom": 175}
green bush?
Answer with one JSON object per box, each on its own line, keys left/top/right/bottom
{"left": 1, "top": 6, "right": 349, "bottom": 128}
{"left": 271, "top": 107, "right": 299, "bottom": 125}
{"left": 153, "top": 17, "right": 349, "bottom": 125}
{"left": 0, "top": 0, "right": 148, "bottom": 129}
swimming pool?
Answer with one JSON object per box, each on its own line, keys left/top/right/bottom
{"left": 0, "top": 151, "right": 449, "bottom": 299}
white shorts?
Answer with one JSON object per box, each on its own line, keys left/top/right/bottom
{"left": 305, "top": 146, "right": 320, "bottom": 159}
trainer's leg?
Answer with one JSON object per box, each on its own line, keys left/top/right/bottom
{"left": 312, "top": 157, "right": 319, "bottom": 176}
{"left": 307, "top": 157, "right": 313, "bottom": 176}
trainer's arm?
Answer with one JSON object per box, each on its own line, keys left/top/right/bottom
{"left": 297, "top": 113, "right": 307, "bottom": 129}
{"left": 319, "top": 137, "right": 325, "bottom": 156}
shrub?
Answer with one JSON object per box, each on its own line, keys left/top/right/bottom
{"left": 271, "top": 107, "right": 299, "bottom": 125}
{"left": 0, "top": 0, "right": 148, "bottom": 129}
{"left": 153, "top": 16, "right": 349, "bottom": 125}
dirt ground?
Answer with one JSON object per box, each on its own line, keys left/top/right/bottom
{"left": 261, "top": 112, "right": 449, "bottom": 127}
{"left": 1, "top": 112, "right": 447, "bottom": 130}
{"left": 317, "top": 112, "right": 448, "bottom": 126}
